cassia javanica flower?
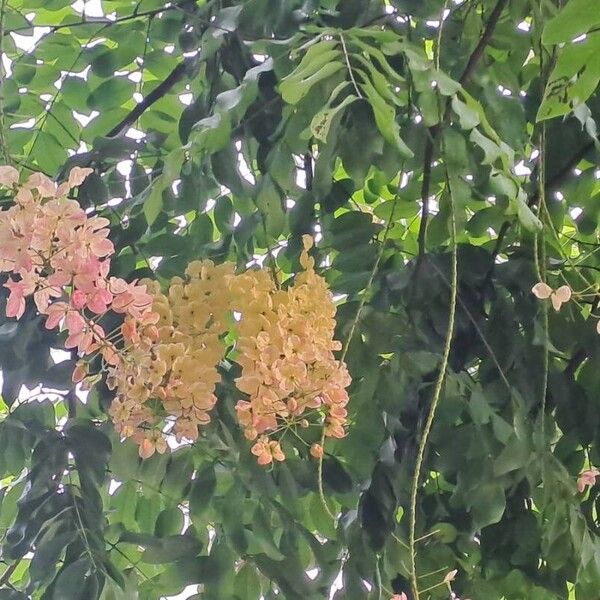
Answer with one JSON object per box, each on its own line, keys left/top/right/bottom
{"left": 531, "top": 282, "right": 572, "bottom": 311}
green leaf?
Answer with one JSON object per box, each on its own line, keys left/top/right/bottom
{"left": 144, "top": 178, "right": 164, "bottom": 226}
{"left": 52, "top": 558, "right": 90, "bottom": 600}
{"left": 513, "top": 189, "right": 543, "bottom": 232}
{"left": 87, "top": 78, "right": 135, "bottom": 111}
{"left": 360, "top": 74, "right": 413, "bottom": 158}
{"left": 310, "top": 95, "right": 357, "bottom": 143}
{"left": 543, "top": 0, "right": 600, "bottom": 44}
{"left": 234, "top": 563, "right": 262, "bottom": 599}
{"left": 469, "top": 483, "right": 506, "bottom": 530}
{"left": 189, "top": 464, "right": 217, "bottom": 523}
{"left": 280, "top": 40, "right": 343, "bottom": 104}
{"left": 451, "top": 96, "right": 481, "bottom": 130}
{"left": 119, "top": 532, "right": 201, "bottom": 564}
{"left": 155, "top": 508, "right": 185, "bottom": 537}
{"left": 493, "top": 436, "right": 531, "bottom": 476}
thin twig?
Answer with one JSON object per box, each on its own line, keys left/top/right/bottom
{"left": 339, "top": 34, "right": 363, "bottom": 99}
{"left": 416, "top": 141, "right": 434, "bottom": 265}
{"left": 409, "top": 148, "right": 459, "bottom": 600}
{"left": 7, "top": 2, "right": 191, "bottom": 34}
{"left": 458, "top": 0, "right": 510, "bottom": 86}
{"left": 0, "top": 561, "right": 19, "bottom": 587}
{"left": 106, "top": 60, "right": 190, "bottom": 138}
{"left": 415, "top": 0, "right": 509, "bottom": 274}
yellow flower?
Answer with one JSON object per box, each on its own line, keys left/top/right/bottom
{"left": 138, "top": 430, "right": 168, "bottom": 459}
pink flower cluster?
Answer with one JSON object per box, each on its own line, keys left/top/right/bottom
{"left": 0, "top": 166, "right": 155, "bottom": 374}
{"left": 0, "top": 168, "right": 352, "bottom": 464}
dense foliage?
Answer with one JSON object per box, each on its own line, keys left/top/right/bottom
{"left": 0, "top": 0, "right": 599, "bottom": 599}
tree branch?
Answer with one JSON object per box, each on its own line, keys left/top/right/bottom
{"left": 458, "top": 0, "right": 510, "bottom": 86}
{"left": 0, "top": 561, "right": 19, "bottom": 587}
{"left": 105, "top": 60, "right": 190, "bottom": 138}
{"left": 565, "top": 347, "right": 588, "bottom": 380}
{"left": 7, "top": 3, "right": 183, "bottom": 34}
{"left": 415, "top": 0, "right": 508, "bottom": 269}
{"left": 304, "top": 152, "right": 313, "bottom": 191}
{"left": 416, "top": 139, "right": 434, "bottom": 262}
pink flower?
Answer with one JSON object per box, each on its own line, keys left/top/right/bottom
{"left": 4, "top": 277, "right": 34, "bottom": 319}
{"left": 531, "top": 282, "right": 572, "bottom": 311}
{"left": 577, "top": 468, "right": 600, "bottom": 493}
{"left": 121, "top": 319, "right": 138, "bottom": 343}
{"left": 14, "top": 187, "right": 33, "bottom": 205}
{"left": 86, "top": 287, "right": 113, "bottom": 315}
{"left": 65, "top": 310, "right": 85, "bottom": 336}
{"left": 111, "top": 281, "right": 153, "bottom": 317}
{"left": 65, "top": 322, "right": 105, "bottom": 355}
{"left": 71, "top": 290, "right": 87, "bottom": 310}
{"left": 72, "top": 362, "right": 88, "bottom": 383}
{"left": 33, "top": 284, "right": 61, "bottom": 313}
{"left": 44, "top": 302, "right": 69, "bottom": 329}
{"left": 26, "top": 172, "right": 56, "bottom": 198}
{"left": 0, "top": 166, "right": 19, "bottom": 187}
{"left": 67, "top": 167, "right": 93, "bottom": 188}
{"left": 310, "top": 443, "right": 323, "bottom": 459}
{"left": 108, "top": 277, "right": 129, "bottom": 294}
{"left": 101, "top": 343, "right": 119, "bottom": 366}
{"left": 390, "top": 595, "right": 408, "bottom": 600}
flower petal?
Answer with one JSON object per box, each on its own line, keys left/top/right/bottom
{"left": 532, "top": 282, "right": 552, "bottom": 299}
{"left": 0, "top": 165, "right": 19, "bottom": 187}
{"left": 551, "top": 293, "right": 563, "bottom": 311}
{"left": 68, "top": 167, "right": 93, "bottom": 188}
{"left": 554, "top": 285, "right": 572, "bottom": 304}
{"left": 443, "top": 569, "right": 458, "bottom": 584}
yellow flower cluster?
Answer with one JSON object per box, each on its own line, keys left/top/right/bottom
{"left": 106, "top": 237, "right": 350, "bottom": 463}
{"left": 108, "top": 260, "right": 234, "bottom": 458}
{"left": 233, "top": 236, "right": 350, "bottom": 465}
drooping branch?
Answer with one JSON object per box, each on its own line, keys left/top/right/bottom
{"left": 416, "top": 140, "right": 434, "bottom": 262}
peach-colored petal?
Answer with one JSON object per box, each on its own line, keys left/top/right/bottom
{"left": 531, "top": 282, "right": 552, "bottom": 299}
{"left": 14, "top": 187, "right": 33, "bottom": 204}
{"left": 27, "top": 172, "right": 56, "bottom": 197}
{"left": 554, "top": 285, "right": 572, "bottom": 304}
{"left": 443, "top": 569, "right": 458, "bottom": 584}
{"left": 577, "top": 468, "right": 600, "bottom": 493}
{"left": 0, "top": 165, "right": 18, "bottom": 187}
{"left": 139, "top": 438, "right": 156, "bottom": 459}
{"left": 72, "top": 362, "right": 88, "bottom": 383}
{"left": 310, "top": 443, "right": 323, "bottom": 459}
{"left": 71, "top": 290, "right": 87, "bottom": 310}
{"left": 68, "top": 167, "right": 93, "bottom": 188}
{"left": 6, "top": 292, "right": 25, "bottom": 319}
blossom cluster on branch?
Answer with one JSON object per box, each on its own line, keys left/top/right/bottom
{"left": 108, "top": 261, "right": 234, "bottom": 458}
{"left": 0, "top": 168, "right": 351, "bottom": 463}
{"left": 0, "top": 165, "right": 155, "bottom": 363}
{"left": 232, "top": 236, "right": 350, "bottom": 465}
